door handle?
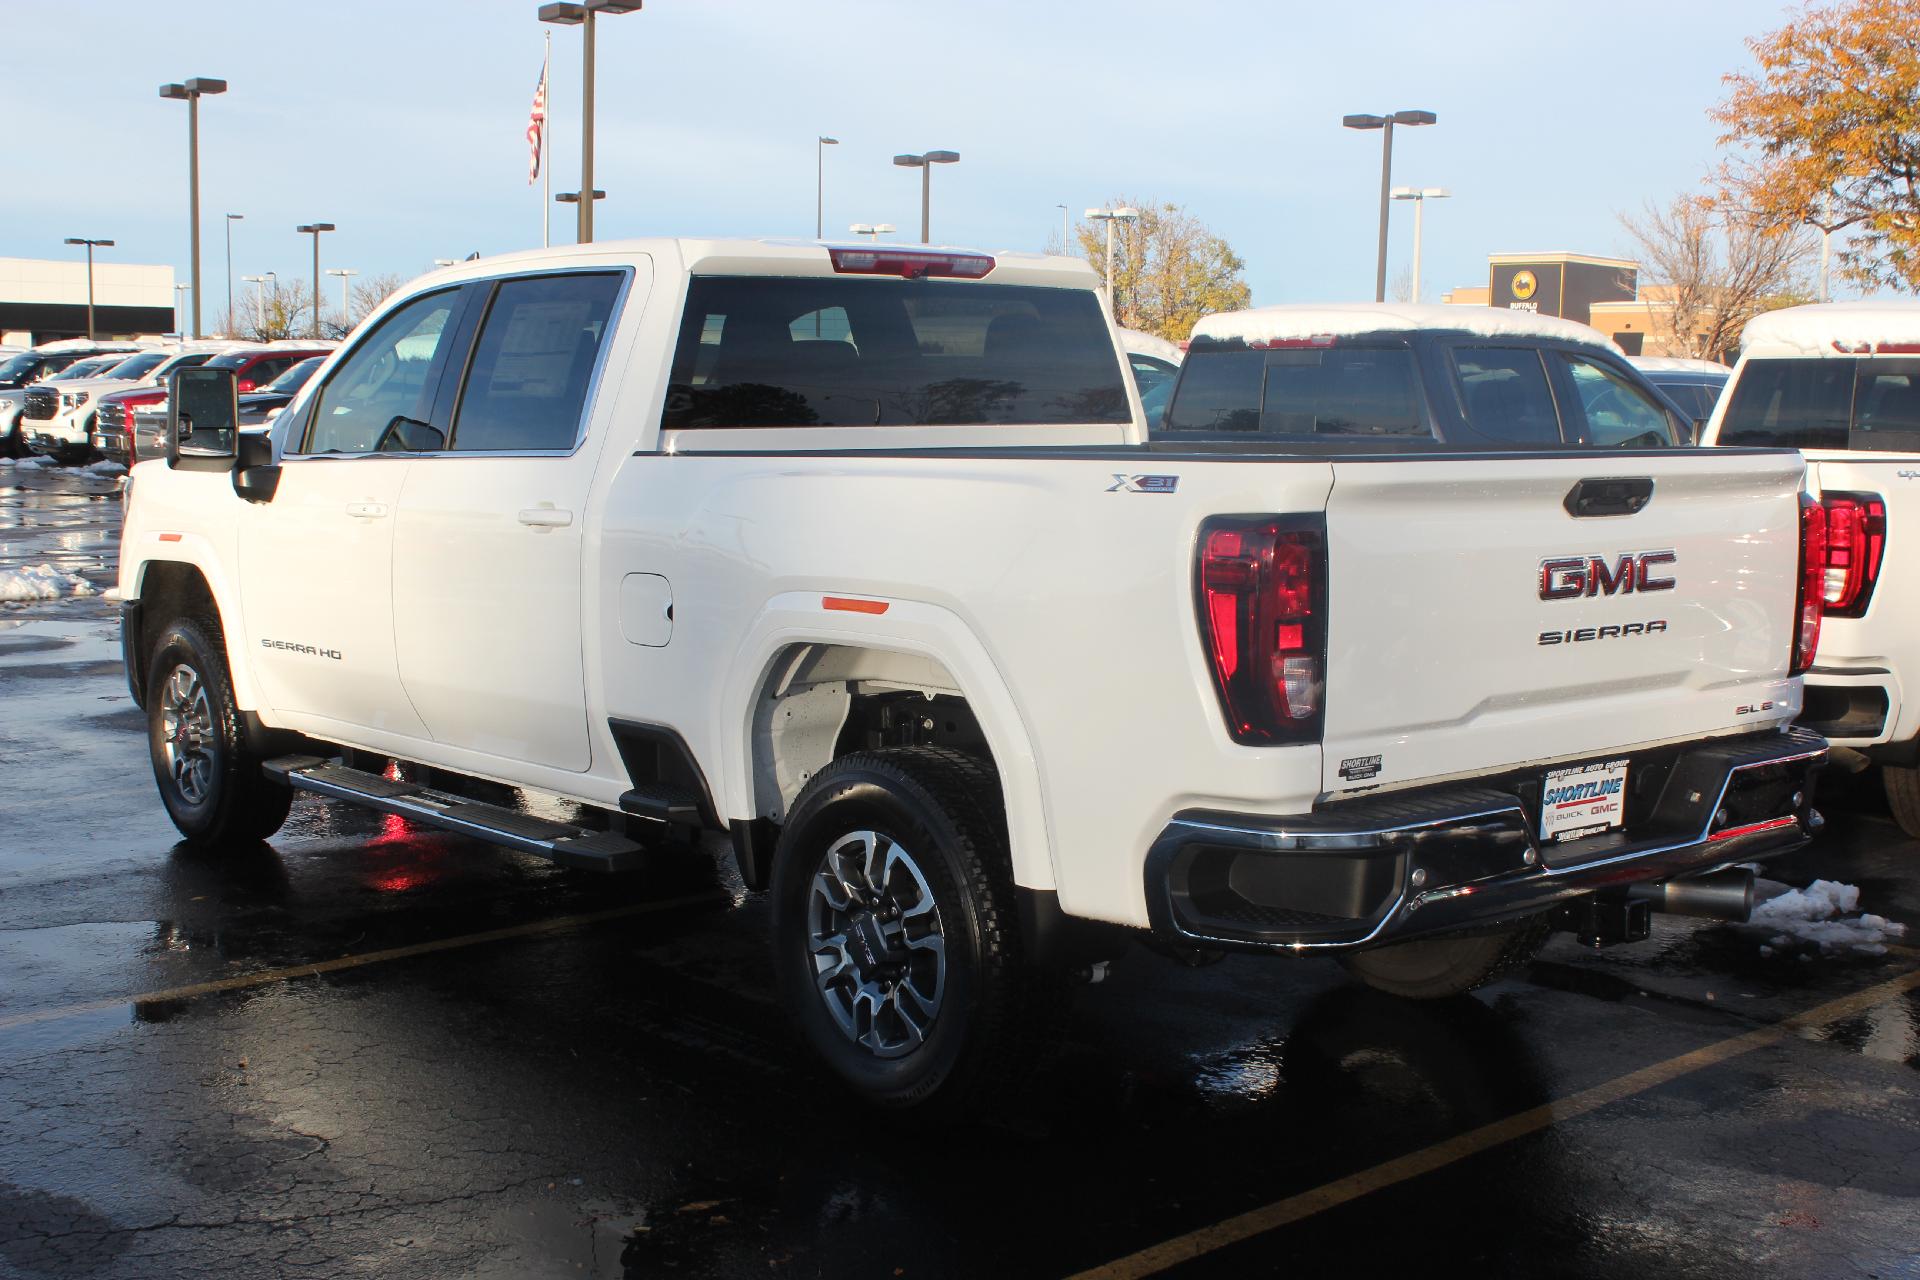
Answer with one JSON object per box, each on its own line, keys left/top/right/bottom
{"left": 517, "top": 507, "right": 575, "bottom": 528}
{"left": 345, "top": 502, "right": 389, "bottom": 519}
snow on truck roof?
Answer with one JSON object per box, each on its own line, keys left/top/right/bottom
{"left": 1741, "top": 300, "right": 1920, "bottom": 356}
{"left": 1119, "top": 328, "right": 1183, "bottom": 363}
{"left": 1189, "top": 302, "right": 1621, "bottom": 352}
{"left": 1628, "top": 356, "right": 1729, "bottom": 375}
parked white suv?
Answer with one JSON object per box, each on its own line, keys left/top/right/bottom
{"left": 1704, "top": 301, "right": 1920, "bottom": 833}
{"left": 23, "top": 343, "right": 241, "bottom": 463}
{"left": 119, "top": 239, "right": 1827, "bottom": 1110}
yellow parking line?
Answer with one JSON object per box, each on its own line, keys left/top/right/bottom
{"left": 0, "top": 892, "right": 725, "bottom": 1034}
{"left": 1067, "top": 964, "right": 1920, "bottom": 1280}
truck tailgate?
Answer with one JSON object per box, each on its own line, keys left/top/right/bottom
{"left": 1319, "top": 452, "right": 1806, "bottom": 795}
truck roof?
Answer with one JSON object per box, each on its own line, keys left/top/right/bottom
{"left": 1189, "top": 302, "right": 1621, "bottom": 353}
{"left": 1740, "top": 300, "right": 1920, "bottom": 357}
{"left": 1628, "top": 355, "right": 1729, "bottom": 375}
{"left": 409, "top": 238, "right": 1103, "bottom": 291}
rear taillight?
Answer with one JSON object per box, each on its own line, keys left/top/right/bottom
{"left": 1196, "top": 516, "right": 1327, "bottom": 744}
{"left": 1819, "top": 491, "right": 1886, "bottom": 618}
{"left": 1792, "top": 495, "right": 1826, "bottom": 676}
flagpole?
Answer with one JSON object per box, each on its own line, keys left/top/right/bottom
{"left": 542, "top": 30, "right": 552, "bottom": 248}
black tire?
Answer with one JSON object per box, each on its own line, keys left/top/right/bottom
{"left": 1885, "top": 764, "right": 1920, "bottom": 839}
{"left": 146, "top": 616, "right": 293, "bottom": 848}
{"left": 769, "top": 747, "right": 1040, "bottom": 1113}
{"left": 1338, "top": 917, "right": 1549, "bottom": 1000}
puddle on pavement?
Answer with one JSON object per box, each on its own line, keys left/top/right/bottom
{"left": 0, "top": 619, "right": 122, "bottom": 668}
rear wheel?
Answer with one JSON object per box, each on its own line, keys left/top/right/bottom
{"left": 1338, "top": 918, "right": 1549, "bottom": 1000}
{"left": 146, "top": 617, "right": 293, "bottom": 848}
{"left": 1885, "top": 763, "right": 1920, "bottom": 839}
{"left": 770, "top": 747, "right": 1041, "bottom": 1113}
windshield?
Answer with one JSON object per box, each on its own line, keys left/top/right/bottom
{"left": 664, "top": 277, "right": 1130, "bottom": 429}
{"left": 0, "top": 354, "right": 47, "bottom": 387}
{"left": 1161, "top": 344, "right": 1426, "bottom": 438}
{"left": 102, "top": 351, "right": 169, "bottom": 381}
{"left": 265, "top": 356, "right": 323, "bottom": 393}
{"left": 49, "top": 357, "right": 121, "bottom": 381}
{"left": 1718, "top": 357, "right": 1920, "bottom": 452}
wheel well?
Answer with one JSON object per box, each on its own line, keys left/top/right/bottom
{"left": 136, "top": 561, "right": 221, "bottom": 674}
{"left": 749, "top": 643, "right": 992, "bottom": 825}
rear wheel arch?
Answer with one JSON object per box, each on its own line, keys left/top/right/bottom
{"left": 733, "top": 636, "right": 1054, "bottom": 895}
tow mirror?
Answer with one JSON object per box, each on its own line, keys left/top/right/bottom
{"left": 167, "top": 366, "right": 239, "bottom": 472}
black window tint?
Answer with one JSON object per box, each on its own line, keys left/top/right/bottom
{"left": 1161, "top": 350, "right": 1264, "bottom": 433}
{"left": 1452, "top": 347, "right": 1562, "bottom": 444}
{"left": 1260, "top": 346, "right": 1423, "bottom": 436}
{"left": 1559, "top": 354, "right": 1677, "bottom": 447}
{"left": 663, "top": 277, "right": 1129, "bottom": 428}
{"left": 1851, "top": 360, "right": 1920, "bottom": 452}
{"left": 307, "top": 290, "right": 459, "bottom": 454}
{"left": 1719, "top": 359, "right": 1852, "bottom": 449}
{"left": 451, "top": 273, "right": 622, "bottom": 451}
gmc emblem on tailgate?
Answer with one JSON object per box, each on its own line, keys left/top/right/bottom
{"left": 1539, "top": 551, "right": 1676, "bottom": 600}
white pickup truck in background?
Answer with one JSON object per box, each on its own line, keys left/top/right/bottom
{"left": 1706, "top": 301, "right": 1920, "bottom": 834}
{"left": 118, "top": 239, "right": 1828, "bottom": 1111}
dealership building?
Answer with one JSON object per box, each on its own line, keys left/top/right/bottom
{"left": 1441, "top": 252, "right": 1727, "bottom": 359}
{"left": 0, "top": 256, "right": 178, "bottom": 346}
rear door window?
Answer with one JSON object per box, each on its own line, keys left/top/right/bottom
{"left": 663, "top": 277, "right": 1129, "bottom": 428}
{"left": 1159, "top": 345, "right": 1424, "bottom": 437}
{"left": 1851, "top": 359, "right": 1920, "bottom": 452}
{"left": 1718, "top": 358, "right": 1853, "bottom": 449}
{"left": 1450, "top": 347, "right": 1562, "bottom": 444}
{"left": 449, "top": 272, "right": 622, "bottom": 451}
{"left": 1558, "top": 353, "right": 1678, "bottom": 447}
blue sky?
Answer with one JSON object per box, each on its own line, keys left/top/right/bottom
{"left": 5, "top": 0, "right": 1798, "bottom": 312}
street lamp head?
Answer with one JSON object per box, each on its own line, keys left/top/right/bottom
{"left": 1423, "top": 186, "right": 1451, "bottom": 199}
{"left": 1390, "top": 109, "right": 1437, "bottom": 126}
{"left": 819, "top": 135, "right": 839, "bottom": 145}
{"left": 849, "top": 224, "right": 874, "bottom": 235}
{"left": 158, "top": 83, "right": 189, "bottom": 100}
{"left": 874, "top": 223, "right": 894, "bottom": 234}
{"left": 1342, "top": 113, "right": 1387, "bottom": 130}
{"left": 64, "top": 237, "right": 114, "bottom": 247}
{"left": 584, "top": 0, "right": 643, "bottom": 11}
{"left": 554, "top": 190, "right": 606, "bottom": 203}
{"left": 924, "top": 150, "right": 960, "bottom": 165}
{"left": 893, "top": 154, "right": 927, "bottom": 168}
{"left": 1112, "top": 207, "right": 1140, "bottom": 220}
{"left": 184, "top": 77, "right": 227, "bottom": 96}
{"left": 226, "top": 212, "right": 243, "bottom": 221}
{"left": 538, "top": 2, "right": 586, "bottom": 23}
{"left": 296, "top": 223, "right": 336, "bottom": 234}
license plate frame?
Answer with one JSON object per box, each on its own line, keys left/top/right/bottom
{"left": 1540, "top": 758, "right": 1630, "bottom": 843}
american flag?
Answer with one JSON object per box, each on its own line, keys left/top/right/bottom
{"left": 526, "top": 56, "right": 548, "bottom": 185}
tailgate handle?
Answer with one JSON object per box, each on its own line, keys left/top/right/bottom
{"left": 1564, "top": 477, "right": 1654, "bottom": 518}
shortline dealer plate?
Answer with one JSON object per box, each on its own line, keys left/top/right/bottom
{"left": 1540, "top": 758, "right": 1629, "bottom": 842}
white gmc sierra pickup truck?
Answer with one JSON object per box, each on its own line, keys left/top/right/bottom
{"left": 119, "top": 239, "right": 1828, "bottom": 1110}
{"left": 1706, "top": 301, "right": 1920, "bottom": 835}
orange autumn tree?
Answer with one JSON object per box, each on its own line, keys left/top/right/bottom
{"left": 1714, "top": 0, "right": 1920, "bottom": 292}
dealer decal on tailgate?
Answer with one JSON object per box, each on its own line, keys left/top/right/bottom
{"left": 1540, "top": 758, "right": 1629, "bottom": 842}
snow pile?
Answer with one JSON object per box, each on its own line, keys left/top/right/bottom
{"left": 1119, "top": 327, "right": 1185, "bottom": 363}
{"left": 8, "top": 456, "right": 57, "bottom": 470}
{"left": 1190, "top": 302, "right": 1619, "bottom": 352}
{"left": 84, "top": 460, "right": 126, "bottom": 476}
{"left": 1751, "top": 879, "right": 1909, "bottom": 956}
{"left": 0, "top": 564, "right": 98, "bottom": 602}
{"left": 1741, "top": 300, "right": 1920, "bottom": 356}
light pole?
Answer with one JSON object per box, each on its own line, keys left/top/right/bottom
{"left": 1342, "top": 109, "right": 1436, "bottom": 302}
{"left": 296, "top": 223, "right": 334, "bottom": 339}
{"left": 816, "top": 136, "right": 838, "bottom": 239}
{"left": 1056, "top": 203, "right": 1069, "bottom": 253}
{"left": 174, "top": 283, "right": 190, "bottom": 335}
{"left": 556, "top": 189, "right": 606, "bottom": 232}
{"left": 62, "top": 237, "right": 113, "bottom": 340}
{"left": 892, "top": 150, "right": 960, "bottom": 243}
{"left": 1084, "top": 207, "right": 1140, "bottom": 304}
{"left": 326, "top": 268, "right": 359, "bottom": 330}
{"left": 848, "top": 223, "right": 895, "bottom": 242}
{"left": 1390, "top": 186, "right": 1449, "bottom": 303}
{"left": 538, "top": 0, "right": 641, "bottom": 245}
{"left": 223, "top": 213, "right": 242, "bottom": 335}
{"left": 159, "top": 77, "right": 227, "bottom": 338}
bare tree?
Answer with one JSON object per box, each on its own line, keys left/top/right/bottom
{"left": 1388, "top": 264, "right": 1414, "bottom": 304}
{"left": 348, "top": 272, "right": 410, "bottom": 329}
{"left": 1619, "top": 194, "right": 1815, "bottom": 361}
{"left": 232, "top": 278, "right": 320, "bottom": 342}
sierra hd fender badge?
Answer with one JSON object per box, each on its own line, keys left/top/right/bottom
{"left": 1107, "top": 474, "right": 1178, "bottom": 493}
{"left": 1539, "top": 550, "right": 1676, "bottom": 600}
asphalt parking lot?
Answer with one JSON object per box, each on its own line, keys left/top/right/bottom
{"left": 2, "top": 462, "right": 1917, "bottom": 1280}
